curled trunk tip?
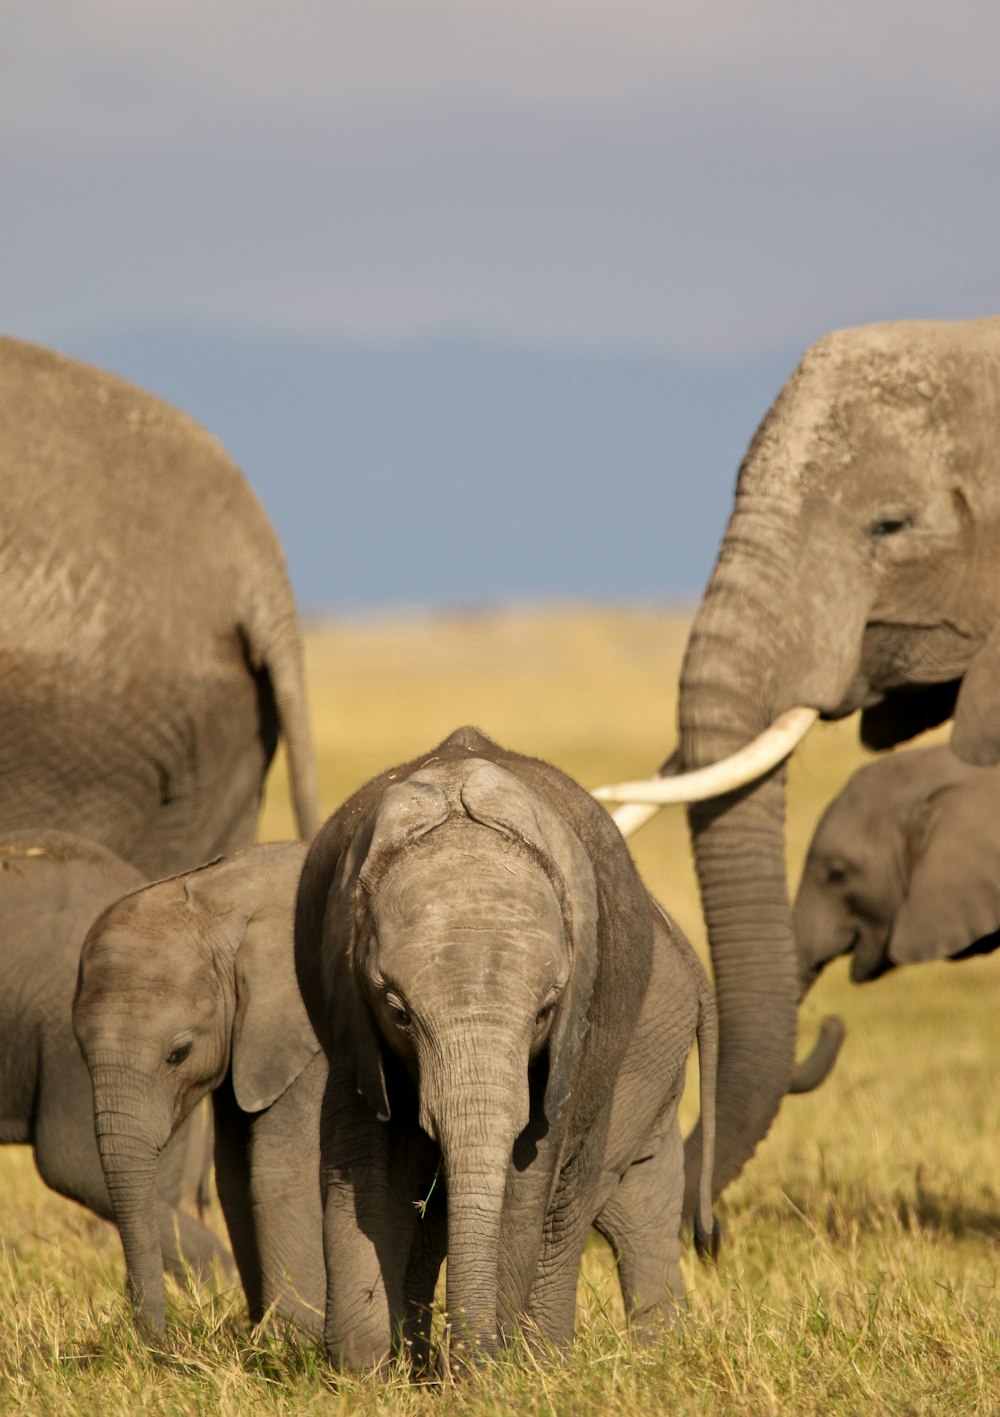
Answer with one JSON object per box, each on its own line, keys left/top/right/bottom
{"left": 788, "top": 1015, "right": 846, "bottom": 1094}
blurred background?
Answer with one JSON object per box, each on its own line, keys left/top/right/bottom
{"left": 3, "top": 1, "right": 998, "bottom": 613}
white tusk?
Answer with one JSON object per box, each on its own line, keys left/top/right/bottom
{"left": 595, "top": 706, "right": 819, "bottom": 816}
{"left": 610, "top": 802, "right": 661, "bottom": 836}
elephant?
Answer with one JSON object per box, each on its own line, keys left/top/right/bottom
{"left": 0, "top": 336, "right": 318, "bottom": 878}
{"left": 73, "top": 839, "right": 326, "bottom": 1340}
{"left": 294, "top": 725, "right": 716, "bottom": 1371}
{"left": 0, "top": 830, "right": 230, "bottom": 1291}
{"left": 795, "top": 744, "right": 1000, "bottom": 994}
{"left": 593, "top": 314, "right": 1000, "bottom": 1209}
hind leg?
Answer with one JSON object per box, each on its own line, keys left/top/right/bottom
{"left": 593, "top": 1102, "right": 686, "bottom": 1340}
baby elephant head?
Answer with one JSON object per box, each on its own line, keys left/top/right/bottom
{"left": 794, "top": 744, "right": 1000, "bottom": 992}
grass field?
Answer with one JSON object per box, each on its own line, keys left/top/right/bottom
{"left": 2, "top": 606, "right": 997, "bottom": 1414}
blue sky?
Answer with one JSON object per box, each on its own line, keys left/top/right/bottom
{"left": 3, "top": 4, "right": 998, "bottom": 607}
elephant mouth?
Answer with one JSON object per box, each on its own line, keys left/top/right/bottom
{"left": 850, "top": 934, "right": 895, "bottom": 983}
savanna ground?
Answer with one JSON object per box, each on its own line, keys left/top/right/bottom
{"left": 2, "top": 606, "right": 997, "bottom": 1415}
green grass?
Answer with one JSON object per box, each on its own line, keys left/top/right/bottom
{"left": 2, "top": 606, "right": 997, "bottom": 1414}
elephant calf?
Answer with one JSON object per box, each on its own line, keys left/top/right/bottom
{"left": 0, "top": 831, "right": 229, "bottom": 1290}
{"left": 73, "top": 840, "right": 326, "bottom": 1340}
{"left": 795, "top": 743, "right": 1000, "bottom": 992}
{"left": 295, "top": 726, "right": 717, "bottom": 1371}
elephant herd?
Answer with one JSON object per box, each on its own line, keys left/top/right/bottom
{"left": 1, "top": 317, "right": 997, "bottom": 1375}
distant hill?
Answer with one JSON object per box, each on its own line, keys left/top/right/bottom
{"left": 60, "top": 330, "right": 801, "bottom": 614}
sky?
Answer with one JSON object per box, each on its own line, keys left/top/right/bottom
{"left": 2, "top": 3, "right": 998, "bottom": 606}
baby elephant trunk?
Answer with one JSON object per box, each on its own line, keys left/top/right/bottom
{"left": 90, "top": 1062, "right": 170, "bottom": 1339}
{"left": 423, "top": 1029, "right": 529, "bottom": 1363}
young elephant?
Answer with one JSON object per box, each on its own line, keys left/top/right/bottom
{"left": 295, "top": 726, "right": 716, "bottom": 1370}
{"left": 795, "top": 744, "right": 1000, "bottom": 993}
{"left": 0, "top": 831, "right": 229, "bottom": 1285}
{"left": 73, "top": 841, "right": 327, "bottom": 1340}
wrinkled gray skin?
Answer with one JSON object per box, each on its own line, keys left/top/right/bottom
{"left": 0, "top": 337, "right": 318, "bottom": 878}
{"left": 0, "top": 831, "right": 230, "bottom": 1289}
{"left": 796, "top": 744, "right": 1000, "bottom": 995}
{"left": 74, "top": 842, "right": 326, "bottom": 1340}
{"left": 678, "top": 315, "right": 1000, "bottom": 1211}
{"left": 295, "top": 727, "right": 716, "bottom": 1371}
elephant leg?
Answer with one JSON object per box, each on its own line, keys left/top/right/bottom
{"left": 519, "top": 1134, "right": 605, "bottom": 1351}
{"left": 212, "top": 1080, "right": 265, "bottom": 1322}
{"left": 156, "top": 1200, "right": 235, "bottom": 1289}
{"left": 33, "top": 1047, "right": 119, "bottom": 1222}
{"left": 175, "top": 1098, "right": 215, "bottom": 1220}
{"left": 401, "top": 1197, "right": 447, "bottom": 1377}
{"left": 320, "top": 1082, "right": 425, "bottom": 1370}
{"left": 593, "top": 1104, "right": 686, "bottom": 1340}
{"left": 128, "top": 675, "right": 267, "bottom": 880}
{"left": 249, "top": 1067, "right": 327, "bottom": 1338}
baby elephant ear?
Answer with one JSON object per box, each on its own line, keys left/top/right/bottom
{"left": 232, "top": 915, "right": 322, "bottom": 1114}
{"left": 889, "top": 778, "right": 1000, "bottom": 966}
{"left": 461, "top": 762, "right": 599, "bottom": 1125}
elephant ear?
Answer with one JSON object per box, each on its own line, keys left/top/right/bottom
{"left": 231, "top": 908, "right": 322, "bottom": 1114}
{"left": 323, "top": 779, "right": 451, "bottom": 1122}
{"left": 950, "top": 621, "right": 1000, "bottom": 766}
{"left": 460, "top": 761, "right": 599, "bottom": 1125}
{"left": 889, "top": 779, "right": 1000, "bottom": 965}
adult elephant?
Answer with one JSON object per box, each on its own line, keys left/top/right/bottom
{"left": 596, "top": 315, "right": 1000, "bottom": 1209}
{"left": 0, "top": 337, "right": 318, "bottom": 875}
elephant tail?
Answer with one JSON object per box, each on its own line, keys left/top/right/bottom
{"left": 266, "top": 629, "right": 321, "bottom": 841}
{"left": 693, "top": 954, "right": 720, "bottom": 1261}
{"left": 240, "top": 578, "right": 321, "bottom": 842}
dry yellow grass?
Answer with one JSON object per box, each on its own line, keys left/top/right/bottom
{"left": 2, "top": 605, "right": 997, "bottom": 1414}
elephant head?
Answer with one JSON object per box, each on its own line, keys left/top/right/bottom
{"left": 297, "top": 746, "right": 599, "bottom": 1363}
{"left": 796, "top": 744, "right": 1000, "bottom": 992}
{"left": 73, "top": 840, "right": 316, "bottom": 1338}
{"left": 596, "top": 316, "right": 1000, "bottom": 1201}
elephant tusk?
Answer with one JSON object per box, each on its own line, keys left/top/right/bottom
{"left": 594, "top": 706, "right": 819, "bottom": 824}
{"left": 609, "top": 801, "right": 662, "bottom": 836}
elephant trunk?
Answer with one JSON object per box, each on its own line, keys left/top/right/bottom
{"left": 91, "top": 1063, "right": 170, "bottom": 1338}
{"left": 422, "top": 1030, "right": 526, "bottom": 1362}
{"left": 678, "top": 495, "right": 867, "bottom": 1208}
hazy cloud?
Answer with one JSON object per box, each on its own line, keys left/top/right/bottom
{"left": 2, "top": 2, "right": 998, "bottom": 351}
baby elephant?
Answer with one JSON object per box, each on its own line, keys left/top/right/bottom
{"left": 295, "top": 726, "right": 716, "bottom": 1371}
{"left": 795, "top": 743, "right": 1000, "bottom": 993}
{"left": 74, "top": 841, "right": 327, "bottom": 1340}
{"left": 0, "top": 831, "right": 229, "bottom": 1285}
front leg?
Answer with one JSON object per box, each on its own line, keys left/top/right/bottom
{"left": 518, "top": 1128, "right": 606, "bottom": 1352}
{"left": 250, "top": 1056, "right": 327, "bottom": 1337}
{"left": 321, "top": 1073, "right": 423, "bottom": 1369}
{"left": 400, "top": 1193, "right": 447, "bottom": 1378}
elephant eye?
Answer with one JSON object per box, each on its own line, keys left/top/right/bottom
{"left": 384, "top": 993, "right": 412, "bottom": 1029}
{"left": 825, "top": 861, "right": 849, "bottom": 886}
{"left": 535, "top": 1002, "right": 555, "bottom": 1031}
{"left": 166, "top": 1040, "right": 193, "bottom": 1068}
{"left": 870, "top": 516, "right": 911, "bottom": 538}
